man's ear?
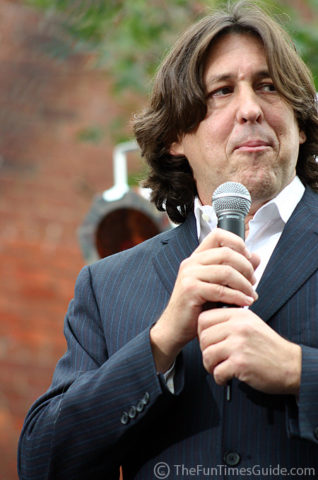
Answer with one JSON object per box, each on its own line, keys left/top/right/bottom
{"left": 299, "top": 129, "right": 306, "bottom": 145}
{"left": 169, "top": 139, "right": 184, "bottom": 156}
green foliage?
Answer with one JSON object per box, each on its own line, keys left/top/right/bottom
{"left": 25, "top": 0, "right": 210, "bottom": 94}
{"left": 279, "top": 5, "right": 318, "bottom": 85}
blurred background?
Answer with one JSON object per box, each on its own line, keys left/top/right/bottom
{"left": 0, "top": 0, "right": 317, "bottom": 478}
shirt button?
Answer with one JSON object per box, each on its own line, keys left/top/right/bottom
{"left": 224, "top": 451, "right": 241, "bottom": 466}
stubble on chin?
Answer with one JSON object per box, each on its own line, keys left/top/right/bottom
{"left": 231, "top": 166, "right": 283, "bottom": 207}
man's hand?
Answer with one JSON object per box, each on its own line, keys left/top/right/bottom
{"left": 197, "top": 307, "right": 301, "bottom": 396}
{"left": 150, "top": 229, "right": 259, "bottom": 373}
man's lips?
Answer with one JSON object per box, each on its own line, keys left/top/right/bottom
{"left": 234, "top": 140, "right": 272, "bottom": 152}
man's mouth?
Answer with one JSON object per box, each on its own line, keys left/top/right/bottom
{"left": 234, "top": 140, "right": 272, "bottom": 152}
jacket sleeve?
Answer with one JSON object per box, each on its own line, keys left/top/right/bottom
{"left": 18, "top": 265, "right": 184, "bottom": 480}
{"left": 286, "top": 345, "right": 318, "bottom": 444}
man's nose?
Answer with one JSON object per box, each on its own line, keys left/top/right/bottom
{"left": 235, "top": 86, "right": 263, "bottom": 124}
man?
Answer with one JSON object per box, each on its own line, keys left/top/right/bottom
{"left": 18, "top": 1, "right": 318, "bottom": 479}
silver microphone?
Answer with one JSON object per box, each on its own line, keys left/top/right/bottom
{"left": 212, "top": 182, "right": 251, "bottom": 239}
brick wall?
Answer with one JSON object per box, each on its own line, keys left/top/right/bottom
{"left": 0, "top": 1, "right": 139, "bottom": 478}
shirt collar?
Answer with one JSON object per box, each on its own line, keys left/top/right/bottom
{"left": 251, "top": 175, "right": 305, "bottom": 225}
{"left": 194, "top": 197, "right": 217, "bottom": 243}
{"left": 194, "top": 176, "right": 305, "bottom": 242}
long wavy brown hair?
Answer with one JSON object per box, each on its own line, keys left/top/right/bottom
{"left": 133, "top": 0, "right": 318, "bottom": 224}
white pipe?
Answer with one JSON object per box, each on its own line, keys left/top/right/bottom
{"left": 102, "top": 140, "right": 139, "bottom": 202}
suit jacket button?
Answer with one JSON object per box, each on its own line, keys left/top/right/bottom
{"left": 120, "top": 412, "right": 129, "bottom": 425}
{"left": 142, "top": 392, "right": 150, "bottom": 405}
{"left": 224, "top": 451, "right": 241, "bottom": 466}
{"left": 128, "top": 406, "right": 137, "bottom": 419}
{"left": 314, "top": 426, "right": 318, "bottom": 440}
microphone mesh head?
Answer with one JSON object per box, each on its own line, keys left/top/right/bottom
{"left": 212, "top": 182, "right": 251, "bottom": 217}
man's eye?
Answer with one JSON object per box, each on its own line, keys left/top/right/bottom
{"left": 259, "top": 83, "right": 276, "bottom": 92}
{"left": 209, "top": 86, "right": 233, "bottom": 97}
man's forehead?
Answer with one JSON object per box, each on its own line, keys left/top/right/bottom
{"left": 203, "top": 33, "right": 270, "bottom": 86}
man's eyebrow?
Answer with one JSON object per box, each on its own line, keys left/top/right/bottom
{"left": 205, "top": 73, "right": 233, "bottom": 87}
{"left": 205, "top": 70, "right": 272, "bottom": 89}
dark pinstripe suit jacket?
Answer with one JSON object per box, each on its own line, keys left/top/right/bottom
{"left": 18, "top": 187, "right": 318, "bottom": 479}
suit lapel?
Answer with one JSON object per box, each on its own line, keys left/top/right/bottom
{"left": 251, "top": 187, "right": 318, "bottom": 322}
{"left": 153, "top": 213, "right": 198, "bottom": 294}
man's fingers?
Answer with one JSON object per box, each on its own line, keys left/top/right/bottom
{"left": 195, "top": 228, "right": 250, "bottom": 258}
{"left": 198, "top": 281, "right": 257, "bottom": 308}
{"left": 200, "top": 340, "right": 235, "bottom": 386}
{"left": 192, "top": 246, "right": 257, "bottom": 285}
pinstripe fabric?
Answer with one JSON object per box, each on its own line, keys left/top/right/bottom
{"left": 18, "top": 188, "right": 318, "bottom": 479}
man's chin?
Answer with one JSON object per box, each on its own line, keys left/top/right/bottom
{"left": 238, "top": 175, "right": 279, "bottom": 204}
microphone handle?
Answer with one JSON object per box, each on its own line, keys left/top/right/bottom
{"left": 217, "top": 212, "right": 245, "bottom": 401}
{"left": 217, "top": 212, "right": 245, "bottom": 240}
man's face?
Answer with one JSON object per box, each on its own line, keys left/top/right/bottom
{"left": 170, "top": 33, "right": 306, "bottom": 212}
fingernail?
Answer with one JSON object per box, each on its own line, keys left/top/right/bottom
{"left": 245, "top": 296, "right": 255, "bottom": 306}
